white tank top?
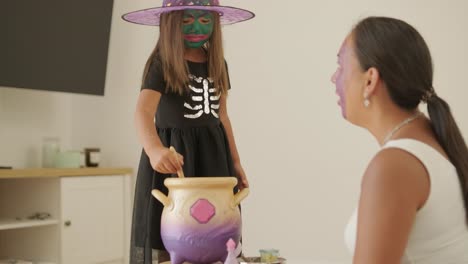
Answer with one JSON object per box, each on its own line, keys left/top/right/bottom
{"left": 344, "top": 139, "right": 468, "bottom": 263}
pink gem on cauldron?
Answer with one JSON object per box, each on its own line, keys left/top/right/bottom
{"left": 191, "top": 198, "right": 216, "bottom": 224}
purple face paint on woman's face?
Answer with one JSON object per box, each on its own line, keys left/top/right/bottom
{"left": 331, "top": 36, "right": 366, "bottom": 122}
{"left": 331, "top": 41, "right": 348, "bottom": 118}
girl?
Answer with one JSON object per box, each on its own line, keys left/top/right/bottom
{"left": 122, "top": 1, "right": 254, "bottom": 263}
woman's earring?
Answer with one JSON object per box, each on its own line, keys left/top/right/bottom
{"left": 364, "top": 98, "right": 370, "bottom": 108}
{"left": 363, "top": 92, "right": 370, "bottom": 108}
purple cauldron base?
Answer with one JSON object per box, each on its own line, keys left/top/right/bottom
{"left": 162, "top": 228, "right": 240, "bottom": 264}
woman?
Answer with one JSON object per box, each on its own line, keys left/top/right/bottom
{"left": 332, "top": 16, "right": 468, "bottom": 263}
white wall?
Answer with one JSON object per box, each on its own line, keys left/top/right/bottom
{"left": 0, "top": 88, "right": 72, "bottom": 168}
{"left": 1, "top": 0, "right": 468, "bottom": 263}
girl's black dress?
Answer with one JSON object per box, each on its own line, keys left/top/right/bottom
{"left": 130, "top": 58, "right": 236, "bottom": 263}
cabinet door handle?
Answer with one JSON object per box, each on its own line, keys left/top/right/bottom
{"left": 64, "top": 220, "right": 72, "bottom": 227}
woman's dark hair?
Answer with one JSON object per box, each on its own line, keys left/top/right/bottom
{"left": 353, "top": 16, "right": 468, "bottom": 223}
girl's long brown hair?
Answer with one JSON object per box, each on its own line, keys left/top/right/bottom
{"left": 142, "top": 10, "right": 229, "bottom": 95}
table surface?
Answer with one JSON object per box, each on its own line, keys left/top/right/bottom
{"left": 0, "top": 167, "right": 132, "bottom": 179}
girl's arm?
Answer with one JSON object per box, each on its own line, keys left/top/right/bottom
{"left": 219, "top": 94, "right": 249, "bottom": 189}
{"left": 135, "top": 89, "right": 183, "bottom": 174}
{"left": 353, "top": 148, "right": 429, "bottom": 264}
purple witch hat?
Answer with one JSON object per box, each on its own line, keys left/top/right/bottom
{"left": 122, "top": 0, "right": 255, "bottom": 26}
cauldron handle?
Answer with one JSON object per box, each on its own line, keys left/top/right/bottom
{"left": 152, "top": 189, "right": 174, "bottom": 210}
{"left": 231, "top": 188, "right": 249, "bottom": 208}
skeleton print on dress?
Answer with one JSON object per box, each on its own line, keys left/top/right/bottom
{"left": 184, "top": 74, "right": 220, "bottom": 119}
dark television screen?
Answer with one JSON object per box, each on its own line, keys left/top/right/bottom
{"left": 0, "top": 0, "right": 114, "bottom": 96}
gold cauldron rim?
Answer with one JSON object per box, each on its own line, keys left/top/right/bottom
{"left": 164, "top": 176, "right": 238, "bottom": 188}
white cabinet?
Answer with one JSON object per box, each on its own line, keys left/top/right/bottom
{"left": 60, "top": 176, "right": 125, "bottom": 264}
{"left": 0, "top": 168, "right": 132, "bottom": 264}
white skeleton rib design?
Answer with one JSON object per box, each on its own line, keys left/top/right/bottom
{"left": 184, "top": 75, "right": 220, "bottom": 119}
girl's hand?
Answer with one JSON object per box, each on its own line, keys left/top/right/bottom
{"left": 234, "top": 163, "right": 249, "bottom": 190}
{"left": 149, "top": 147, "right": 184, "bottom": 174}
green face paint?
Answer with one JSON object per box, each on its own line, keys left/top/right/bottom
{"left": 182, "top": 9, "right": 214, "bottom": 49}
